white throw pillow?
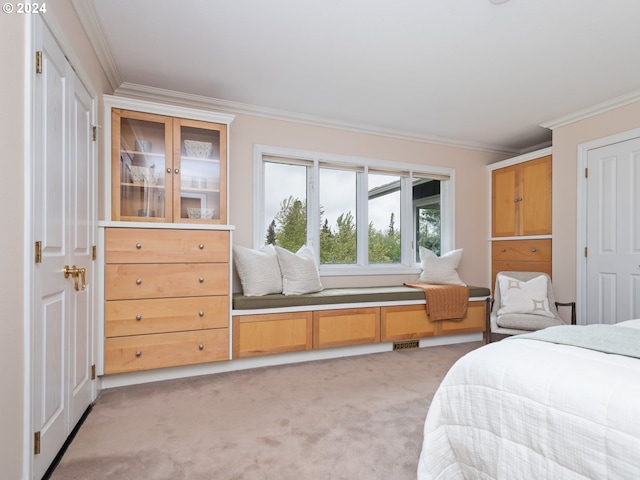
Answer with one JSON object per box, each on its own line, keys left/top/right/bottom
{"left": 497, "top": 274, "right": 555, "bottom": 318}
{"left": 275, "top": 245, "right": 323, "bottom": 295}
{"left": 233, "top": 245, "right": 283, "bottom": 296}
{"left": 418, "top": 247, "right": 466, "bottom": 286}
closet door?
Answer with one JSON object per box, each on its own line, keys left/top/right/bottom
{"left": 32, "top": 18, "right": 95, "bottom": 479}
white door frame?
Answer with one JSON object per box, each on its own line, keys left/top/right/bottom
{"left": 576, "top": 127, "right": 640, "bottom": 324}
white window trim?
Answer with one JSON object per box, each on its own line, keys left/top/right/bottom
{"left": 253, "top": 144, "right": 456, "bottom": 276}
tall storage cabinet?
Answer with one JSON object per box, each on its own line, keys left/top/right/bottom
{"left": 489, "top": 148, "right": 552, "bottom": 291}
{"left": 99, "top": 95, "right": 235, "bottom": 376}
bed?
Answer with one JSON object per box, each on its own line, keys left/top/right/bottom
{"left": 417, "top": 319, "right": 640, "bottom": 479}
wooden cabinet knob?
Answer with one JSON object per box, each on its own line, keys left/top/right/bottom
{"left": 135, "top": 350, "right": 142, "bottom": 357}
{"left": 501, "top": 249, "right": 506, "bottom": 253}
{"left": 199, "top": 277, "right": 204, "bottom": 283}
{"left": 198, "top": 344, "right": 204, "bottom": 351}
{"left": 531, "top": 248, "right": 537, "bottom": 252}
{"left": 198, "top": 311, "right": 204, "bottom": 317}
{"left": 136, "top": 278, "right": 142, "bottom": 285}
{"left": 199, "top": 244, "right": 205, "bottom": 250}
{"left": 136, "top": 243, "right": 142, "bottom": 249}
{"left": 135, "top": 314, "right": 142, "bottom": 321}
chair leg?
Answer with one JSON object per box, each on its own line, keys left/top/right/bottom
{"left": 555, "top": 301, "right": 577, "bottom": 325}
{"left": 485, "top": 297, "right": 493, "bottom": 343}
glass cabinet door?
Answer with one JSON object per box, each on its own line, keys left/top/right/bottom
{"left": 174, "top": 118, "right": 227, "bottom": 224}
{"left": 112, "top": 110, "right": 171, "bottom": 222}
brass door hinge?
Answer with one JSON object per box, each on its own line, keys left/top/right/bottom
{"left": 91, "top": 364, "right": 96, "bottom": 380}
{"left": 92, "top": 245, "right": 97, "bottom": 261}
{"left": 34, "top": 431, "right": 41, "bottom": 455}
{"left": 585, "top": 247, "right": 588, "bottom": 257}
{"left": 35, "top": 51, "right": 42, "bottom": 74}
{"left": 91, "top": 125, "right": 98, "bottom": 142}
{"left": 585, "top": 167, "right": 588, "bottom": 178}
{"left": 35, "top": 241, "right": 42, "bottom": 264}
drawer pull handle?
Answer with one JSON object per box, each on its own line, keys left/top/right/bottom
{"left": 501, "top": 249, "right": 506, "bottom": 253}
{"left": 199, "top": 311, "right": 205, "bottom": 317}
{"left": 199, "top": 277, "right": 204, "bottom": 283}
{"left": 136, "top": 243, "right": 142, "bottom": 249}
{"left": 174, "top": 168, "right": 180, "bottom": 174}
{"left": 135, "top": 350, "right": 142, "bottom": 357}
{"left": 166, "top": 167, "right": 172, "bottom": 174}
{"left": 136, "top": 278, "right": 142, "bottom": 285}
{"left": 199, "top": 244, "right": 205, "bottom": 250}
{"left": 135, "top": 314, "right": 142, "bottom": 321}
{"left": 531, "top": 248, "right": 537, "bottom": 252}
{"left": 198, "top": 344, "right": 204, "bottom": 351}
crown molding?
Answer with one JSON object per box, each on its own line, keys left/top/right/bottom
{"left": 115, "top": 82, "right": 521, "bottom": 155}
{"left": 541, "top": 89, "right": 640, "bottom": 130}
{"left": 71, "top": 0, "right": 121, "bottom": 91}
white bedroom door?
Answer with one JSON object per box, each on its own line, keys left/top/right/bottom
{"left": 32, "top": 18, "right": 95, "bottom": 479}
{"left": 585, "top": 137, "right": 640, "bottom": 325}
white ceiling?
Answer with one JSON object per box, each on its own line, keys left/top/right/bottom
{"left": 79, "top": 0, "right": 640, "bottom": 154}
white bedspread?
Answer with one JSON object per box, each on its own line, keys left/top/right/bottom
{"left": 418, "top": 320, "right": 640, "bottom": 479}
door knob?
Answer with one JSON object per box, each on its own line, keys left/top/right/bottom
{"left": 64, "top": 265, "right": 86, "bottom": 291}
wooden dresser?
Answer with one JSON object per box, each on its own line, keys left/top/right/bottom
{"left": 103, "top": 228, "right": 230, "bottom": 374}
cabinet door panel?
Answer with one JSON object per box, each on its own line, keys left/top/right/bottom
{"left": 521, "top": 155, "right": 552, "bottom": 235}
{"left": 492, "top": 165, "right": 519, "bottom": 237}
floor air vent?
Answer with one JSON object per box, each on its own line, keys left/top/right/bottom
{"left": 393, "top": 339, "right": 420, "bottom": 351}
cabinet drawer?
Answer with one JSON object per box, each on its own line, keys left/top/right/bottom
{"left": 492, "top": 239, "right": 551, "bottom": 261}
{"left": 105, "top": 228, "right": 229, "bottom": 264}
{"left": 232, "top": 311, "right": 313, "bottom": 358}
{"left": 313, "top": 307, "right": 380, "bottom": 349}
{"left": 104, "top": 328, "right": 229, "bottom": 374}
{"left": 106, "top": 296, "right": 229, "bottom": 337}
{"left": 380, "top": 305, "right": 436, "bottom": 341}
{"left": 437, "top": 301, "right": 486, "bottom": 335}
{"left": 105, "top": 263, "right": 229, "bottom": 300}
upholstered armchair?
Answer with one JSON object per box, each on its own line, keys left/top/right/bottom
{"left": 488, "top": 271, "right": 576, "bottom": 343}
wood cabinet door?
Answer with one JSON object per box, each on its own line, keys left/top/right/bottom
{"left": 521, "top": 155, "right": 552, "bottom": 235}
{"left": 492, "top": 164, "right": 519, "bottom": 237}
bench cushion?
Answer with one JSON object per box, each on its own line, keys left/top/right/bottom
{"left": 233, "top": 285, "right": 490, "bottom": 310}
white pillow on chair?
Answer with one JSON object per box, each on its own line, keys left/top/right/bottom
{"left": 497, "top": 274, "right": 555, "bottom": 318}
{"left": 418, "top": 247, "right": 466, "bottom": 286}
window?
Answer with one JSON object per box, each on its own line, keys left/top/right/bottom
{"left": 254, "top": 145, "right": 454, "bottom": 275}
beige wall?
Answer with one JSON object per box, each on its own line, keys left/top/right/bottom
{"left": 229, "top": 114, "right": 508, "bottom": 289}
{"left": 551, "top": 100, "right": 640, "bottom": 319}
{"left": 1, "top": 3, "right": 111, "bottom": 479}
{"left": 1, "top": 13, "right": 28, "bottom": 480}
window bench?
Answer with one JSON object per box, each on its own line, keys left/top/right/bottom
{"left": 232, "top": 286, "right": 491, "bottom": 358}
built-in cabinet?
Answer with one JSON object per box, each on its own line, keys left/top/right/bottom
{"left": 492, "top": 155, "right": 552, "bottom": 237}
{"left": 111, "top": 109, "right": 227, "bottom": 224}
{"left": 100, "top": 96, "right": 234, "bottom": 375}
{"left": 489, "top": 148, "right": 552, "bottom": 291}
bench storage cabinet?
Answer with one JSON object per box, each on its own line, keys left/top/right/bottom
{"left": 232, "top": 286, "right": 490, "bottom": 358}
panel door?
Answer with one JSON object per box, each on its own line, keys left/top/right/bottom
{"left": 521, "top": 155, "right": 552, "bottom": 235}
{"left": 586, "top": 137, "right": 640, "bottom": 324}
{"left": 33, "top": 18, "right": 95, "bottom": 479}
{"left": 492, "top": 165, "right": 518, "bottom": 237}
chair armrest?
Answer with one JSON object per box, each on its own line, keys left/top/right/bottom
{"left": 555, "top": 301, "right": 576, "bottom": 325}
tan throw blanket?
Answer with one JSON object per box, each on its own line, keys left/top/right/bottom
{"left": 404, "top": 283, "right": 469, "bottom": 321}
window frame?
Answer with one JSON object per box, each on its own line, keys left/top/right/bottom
{"left": 253, "top": 144, "right": 455, "bottom": 276}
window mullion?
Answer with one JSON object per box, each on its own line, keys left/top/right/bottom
{"left": 357, "top": 167, "right": 368, "bottom": 266}
{"left": 307, "top": 160, "right": 320, "bottom": 259}
{"left": 400, "top": 176, "right": 413, "bottom": 266}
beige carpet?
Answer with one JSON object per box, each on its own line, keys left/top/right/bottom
{"left": 51, "top": 342, "right": 481, "bottom": 480}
